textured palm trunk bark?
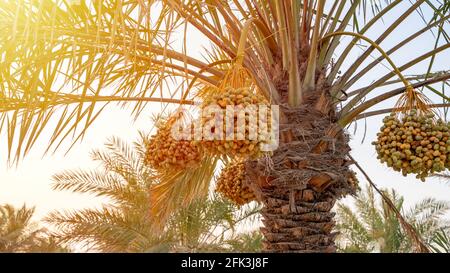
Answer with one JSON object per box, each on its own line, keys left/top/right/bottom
{"left": 246, "top": 95, "right": 357, "bottom": 253}
{"left": 260, "top": 189, "right": 338, "bottom": 252}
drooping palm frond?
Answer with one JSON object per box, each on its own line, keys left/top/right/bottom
{"left": 0, "top": 0, "right": 219, "bottom": 161}
{"left": 149, "top": 154, "right": 219, "bottom": 228}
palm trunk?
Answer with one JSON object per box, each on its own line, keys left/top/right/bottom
{"left": 246, "top": 95, "right": 357, "bottom": 253}
{"left": 260, "top": 189, "right": 338, "bottom": 252}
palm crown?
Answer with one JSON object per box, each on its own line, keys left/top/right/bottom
{"left": 1, "top": 1, "right": 448, "bottom": 157}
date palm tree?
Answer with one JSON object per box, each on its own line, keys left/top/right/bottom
{"left": 0, "top": 204, "right": 68, "bottom": 252}
{"left": 336, "top": 185, "right": 450, "bottom": 252}
{"left": 45, "top": 135, "right": 261, "bottom": 252}
{"left": 0, "top": 0, "right": 449, "bottom": 252}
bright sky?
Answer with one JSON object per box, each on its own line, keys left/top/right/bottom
{"left": 0, "top": 1, "right": 449, "bottom": 225}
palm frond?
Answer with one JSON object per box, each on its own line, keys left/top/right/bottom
{"left": 52, "top": 169, "right": 142, "bottom": 205}
{"left": 430, "top": 228, "right": 450, "bottom": 253}
{"left": 335, "top": 202, "right": 372, "bottom": 252}
{"left": 45, "top": 207, "right": 162, "bottom": 252}
{"left": 149, "top": 154, "right": 219, "bottom": 229}
{"left": 0, "top": 0, "right": 220, "bottom": 160}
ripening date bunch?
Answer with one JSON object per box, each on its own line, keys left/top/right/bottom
{"left": 373, "top": 110, "right": 450, "bottom": 181}
{"left": 199, "top": 86, "right": 271, "bottom": 159}
{"left": 145, "top": 116, "right": 203, "bottom": 171}
{"left": 215, "top": 160, "right": 256, "bottom": 205}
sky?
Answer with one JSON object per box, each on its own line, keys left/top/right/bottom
{"left": 0, "top": 1, "right": 450, "bottom": 226}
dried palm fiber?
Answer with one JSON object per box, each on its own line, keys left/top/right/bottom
{"left": 243, "top": 93, "right": 358, "bottom": 253}
{"left": 216, "top": 159, "right": 256, "bottom": 205}
{"left": 347, "top": 170, "right": 360, "bottom": 191}
{"left": 198, "top": 64, "right": 272, "bottom": 158}
{"left": 145, "top": 112, "right": 203, "bottom": 171}
{"left": 245, "top": 98, "right": 357, "bottom": 196}
{"left": 372, "top": 87, "right": 450, "bottom": 181}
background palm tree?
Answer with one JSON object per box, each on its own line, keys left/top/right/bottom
{"left": 45, "top": 135, "right": 262, "bottom": 252}
{"left": 1, "top": 0, "right": 449, "bottom": 252}
{"left": 336, "top": 185, "right": 450, "bottom": 253}
{"left": 0, "top": 204, "right": 68, "bottom": 253}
